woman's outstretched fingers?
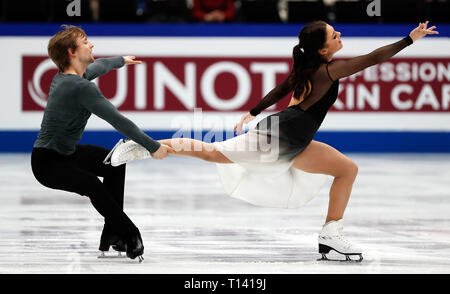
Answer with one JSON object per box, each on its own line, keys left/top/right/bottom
{"left": 234, "top": 121, "right": 243, "bottom": 135}
{"left": 235, "top": 124, "right": 242, "bottom": 135}
{"left": 410, "top": 21, "right": 438, "bottom": 41}
{"left": 421, "top": 21, "right": 438, "bottom": 34}
{"left": 428, "top": 26, "right": 439, "bottom": 34}
{"left": 234, "top": 112, "right": 255, "bottom": 135}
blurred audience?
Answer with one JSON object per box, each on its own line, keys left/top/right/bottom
{"left": 0, "top": 0, "right": 448, "bottom": 23}
{"left": 144, "top": 0, "right": 191, "bottom": 22}
{"left": 236, "top": 0, "right": 281, "bottom": 23}
{"left": 192, "top": 0, "right": 236, "bottom": 22}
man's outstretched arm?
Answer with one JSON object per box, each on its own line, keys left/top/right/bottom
{"left": 83, "top": 56, "right": 142, "bottom": 81}
{"left": 78, "top": 81, "right": 161, "bottom": 154}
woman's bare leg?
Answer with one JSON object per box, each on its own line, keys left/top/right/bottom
{"left": 159, "top": 138, "right": 233, "bottom": 164}
{"left": 292, "top": 140, "right": 358, "bottom": 223}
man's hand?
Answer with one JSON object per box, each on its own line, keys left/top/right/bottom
{"left": 151, "top": 144, "right": 175, "bottom": 160}
{"left": 123, "top": 56, "right": 142, "bottom": 65}
{"left": 409, "top": 21, "right": 438, "bottom": 42}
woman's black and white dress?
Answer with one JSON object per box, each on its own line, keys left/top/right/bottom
{"left": 213, "top": 35, "right": 413, "bottom": 208}
{"left": 214, "top": 80, "right": 339, "bottom": 209}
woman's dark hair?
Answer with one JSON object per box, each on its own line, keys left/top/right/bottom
{"left": 289, "top": 20, "right": 328, "bottom": 100}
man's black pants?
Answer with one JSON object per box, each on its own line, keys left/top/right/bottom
{"left": 31, "top": 145, "right": 137, "bottom": 237}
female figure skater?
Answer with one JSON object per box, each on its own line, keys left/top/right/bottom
{"left": 107, "top": 21, "right": 438, "bottom": 261}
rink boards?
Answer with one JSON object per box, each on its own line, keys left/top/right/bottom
{"left": 0, "top": 23, "right": 449, "bottom": 152}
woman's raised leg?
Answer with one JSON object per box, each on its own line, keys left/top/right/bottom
{"left": 159, "top": 138, "right": 233, "bottom": 164}
{"left": 291, "top": 140, "right": 358, "bottom": 223}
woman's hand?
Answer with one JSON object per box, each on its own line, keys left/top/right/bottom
{"left": 123, "top": 56, "right": 142, "bottom": 65}
{"left": 409, "top": 21, "right": 438, "bottom": 42}
{"left": 234, "top": 112, "right": 256, "bottom": 135}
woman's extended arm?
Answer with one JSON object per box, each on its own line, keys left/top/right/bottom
{"left": 234, "top": 72, "right": 294, "bottom": 135}
{"left": 327, "top": 21, "right": 438, "bottom": 81}
{"left": 248, "top": 72, "right": 294, "bottom": 117}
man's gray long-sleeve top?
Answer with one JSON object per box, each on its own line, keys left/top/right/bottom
{"left": 34, "top": 56, "right": 161, "bottom": 155}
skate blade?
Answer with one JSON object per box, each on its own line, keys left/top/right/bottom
{"left": 317, "top": 253, "right": 363, "bottom": 263}
{"left": 98, "top": 251, "right": 127, "bottom": 259}
{"left": 138, "top": 256, "right": 144, "bottom": 263}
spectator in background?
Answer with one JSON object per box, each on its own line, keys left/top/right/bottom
{"left": 192, "top": 0, "right": 236, "bottom": 22}
{"left": 90, "top": 0, "right": 100, "bottom": 22}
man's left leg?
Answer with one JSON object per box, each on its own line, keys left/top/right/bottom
{"left": 74, "top": 144, "right": 128, "bottom": 253}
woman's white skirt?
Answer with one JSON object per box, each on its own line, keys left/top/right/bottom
{"left": 213, "top": 130, "right": 328, "bottom": 209}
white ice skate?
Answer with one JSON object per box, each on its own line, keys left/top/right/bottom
{"left": 317, "top": 219, "right": 363, "bottom": 262}
{"left": 104, "top": 139, "right": 151, "bottom": 167}
{"left": 103, "top": 138, "right": 125, "bottom": 165}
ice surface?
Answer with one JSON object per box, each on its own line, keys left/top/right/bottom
{"left": 0, "top": 153, "right": 449, "bottom": 274}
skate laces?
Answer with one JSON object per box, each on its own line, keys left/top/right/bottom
{"left": 120, "top": 142, "right": 137, "bottom": 158}
{"left": 337, "top": 224, "right": 353, "bottom": 249}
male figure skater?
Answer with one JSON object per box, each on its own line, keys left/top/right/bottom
{"left": 31, "top": 25, "right": 174, "bottom": 261}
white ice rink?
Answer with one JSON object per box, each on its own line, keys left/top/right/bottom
{"left": 1, "top": 153, "right": 450, "bottom": 274}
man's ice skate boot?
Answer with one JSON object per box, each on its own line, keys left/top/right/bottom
{"left": 98, "top": 224, "right": 127, "bottom": 259}
{"left": 317, "top": 219, "right": 363, "bottom": 262}
{"left": 103, "top": 138, "right": 125, "bottom": 165}
{"left": 106, "top": 139, "right": 151, "bottom": 167}
{"left": 125, "top": 231, "right": 145, "bottom": 263}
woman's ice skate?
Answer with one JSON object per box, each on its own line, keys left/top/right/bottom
{"left": 317, "top": 219, "right": 363, "bottom": 262}
{"left": 103, "top": 139, "right": 151, "bottom": 167}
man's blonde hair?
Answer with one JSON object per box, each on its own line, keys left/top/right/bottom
{"left": 47, "top": 25, "right": 87, "bottom": 72}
